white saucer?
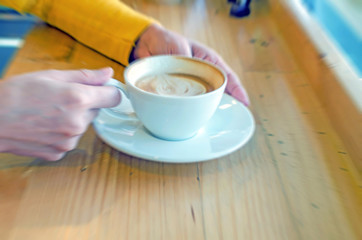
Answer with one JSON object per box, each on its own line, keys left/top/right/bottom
{"left": 93, "top": 94, "right": 255, "bottom": 163}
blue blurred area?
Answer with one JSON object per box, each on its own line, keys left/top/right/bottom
{"left": 0, "top": 46, "right": 18, "bottom": 76}
{"left": 301, "top": 0, "right": 315, "bottom": 11}
{"left": 0, "top": 5, "right": 38, "bottom": 77}
{"left": 301, "top": 0, "right": 362, "bottom": 77}
{"left": 315, "top": 0, "right": 362, "bottom": 77}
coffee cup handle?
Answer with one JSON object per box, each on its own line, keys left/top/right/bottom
{"left": 101, "top": 79, "right": 138, "bottom": 121}
{"left": 109, "top": 81, "right": 129, "bottom": 98}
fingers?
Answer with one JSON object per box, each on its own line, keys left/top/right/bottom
{"left": 83, "top": 84, "right": 121, "bottom": 109}
{"left": 1, "top": 67, "right": 119, "bottom": 161}
{"left": 214, "top": 59, "right": 250, "bottom": 106}
{"left": 54, "top": 109, "right": 99, "bottom": 137}
{"left": 134, "top": 24, "right": 192, "bottom": 59}
{"left": 3, "top": 135, "right": 82, "bottom": 161}
{"left": 190, "top": 41, "right": 250, "bottom": 106}
{"left": 15, "top": 150, "right": 67, "bottom": 161}
{"left": 134, "top": 42, "right": 152, "bottom": 59}
{"left": 52, "top": 135, "right": 83, "bottom": 154}
{"left": 52, "top": 67, "right": 114, "bottom": 86}
{"left": 2, "top": 107, "right": 98, "bottom": 161}
{"left": 51, "top": 67, "right": 121, "bottom": 109}
{"left": 3, "top": 109, "right": 96, "bottom": 146}
{"left": 172, "top": 41, "right": 192, "bottom": 56}
{"left": 166, "top": 32, "right": 192, "bottom": 56}
{"left": 225, "top": 72, "right": 250, "bottom": 106}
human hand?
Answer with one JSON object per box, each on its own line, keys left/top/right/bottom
{"left": 0, "top": 68, "right": 120, "bottom": 161}
{"left": 133, "top": 24, "right": 250, "bottom": 106}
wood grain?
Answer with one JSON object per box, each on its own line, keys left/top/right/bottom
{"left": 270, "top": 0, "right": 362, "bottom": 171}
{"left": 0, "top": 0, "right": 361, "bottom": 239}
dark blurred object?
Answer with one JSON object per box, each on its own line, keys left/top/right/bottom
{"left": 229, "top": 0, "right": 251, "bottom": 18}
{"left": 301, "top": 0, "right": 315, "bottom": 12}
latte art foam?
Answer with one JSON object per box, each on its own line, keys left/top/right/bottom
{"left": 135, "top": 74, "right": 211, "bottom": 96}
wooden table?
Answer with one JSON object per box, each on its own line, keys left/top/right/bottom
{"left": 1, "top": 0, "right": 361, "bottom": 239}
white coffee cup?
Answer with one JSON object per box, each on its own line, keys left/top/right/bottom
{"left": 104, "top": 55, "right": 227, "bottom": 141}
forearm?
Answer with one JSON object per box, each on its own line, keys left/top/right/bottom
{"left": 1, "top": 0, "right": 157, "bottom": 65}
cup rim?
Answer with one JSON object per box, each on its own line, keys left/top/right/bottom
{"left": 124, "top": 55, "right": 227, "bottom": 99}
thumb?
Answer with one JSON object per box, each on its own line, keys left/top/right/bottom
{"left": 54, "top": 67, "right": 114, "bottom": 86}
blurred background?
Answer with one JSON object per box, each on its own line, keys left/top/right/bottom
{"left": 0, "top": 0, "right": 361, "bottom": 78}
{"left": 299, "top": 0, "right": 362, "bottom": 77}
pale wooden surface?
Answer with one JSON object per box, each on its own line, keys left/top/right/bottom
{"left": 270, "top": 0, "right": 362, "bottom": 171}
{"left": 0, "top": 0, "right": 361, "bottom": 239}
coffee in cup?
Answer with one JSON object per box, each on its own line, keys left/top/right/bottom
{"left": 135, "top": 73, "right": 214, "bottom": 96}
{"left": 104, "top": 55, "right": 227, "bottom": 141}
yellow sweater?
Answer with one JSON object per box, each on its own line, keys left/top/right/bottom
{"left": 0, "top": 0, "right": 157, "bottom": 65}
